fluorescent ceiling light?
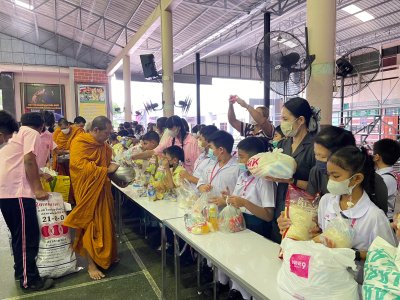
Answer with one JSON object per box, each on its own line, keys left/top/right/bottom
{"left": 342, "top": 4, "right": 361, "bottom": 14}
{"left": 354, "top": 11, "right": 375, "bottom": 22}
{"left": 14, "top": 0, "right": 33, "bottom": 10}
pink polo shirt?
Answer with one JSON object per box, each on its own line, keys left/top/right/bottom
{"left": 37, "top": 130, "right": 57, "bottom": 169}
{"left": 154, "top": 133, "right": 201, "bottom": 174}
{"left": 0, "top": 126, "right": 41, "bottom": 199}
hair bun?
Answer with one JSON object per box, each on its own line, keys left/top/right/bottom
{"left": 308, "top": 106, "right": 321, "bottom": 132}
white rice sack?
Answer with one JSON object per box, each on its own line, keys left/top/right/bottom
{"left": 247, "top": 148, "right": 297, "bottom": 179}
{"left": 278, "top": 238, "right": 358, "bottom": 300}
{"left": 36, "top": 192, "right": 79, "bottom": 278}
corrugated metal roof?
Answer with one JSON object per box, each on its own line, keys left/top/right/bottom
{"left": 0, "top": 0, "right": 398, "bottom": 71}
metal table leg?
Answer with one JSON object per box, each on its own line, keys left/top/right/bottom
{"left": 213, "top": 266, "right": 217, "bottom": 300}
{"left": 118, "top": 193, "right": 123, "bottom": 241}
{"left": 174, "top": 232, "right": 181, "bottom": 300}
{"left": 197, "top": 254, "right": 202, "bottom": 294}
{"left": 161, "top": 223, "right": 166, "bottom": 300}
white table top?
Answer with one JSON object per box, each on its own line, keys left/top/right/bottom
{"left": 164, "top": 217, "right": 283, "bottom": 300}
{"left": 113, "top": 183, "right": 186, "bottom": 221}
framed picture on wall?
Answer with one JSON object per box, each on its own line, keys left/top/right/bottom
{"left": 76, "top": 83, "right": 108, "bottom": 122}
{"left": 21, "top": 83, "right": 65, "bottom": 117}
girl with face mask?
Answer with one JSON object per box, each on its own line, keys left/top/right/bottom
{"left": 269, "top": 97, "right": 319, "bottom": 243}
{"left": 316, "top": 147, "right": 395, "bottom": 281}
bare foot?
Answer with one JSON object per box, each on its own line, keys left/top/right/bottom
{"left": 88, "top": 264, "right": 105, "bottom": 280}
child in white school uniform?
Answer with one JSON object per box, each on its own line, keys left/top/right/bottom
{"left": 197, "top": 130, "right": 241, "bottom": 196}
{"left": 373, "top": 138, "right": 400, "bottom": 221}
{"left": 196, "top": 130, "right": 241, "bottom": 295}
{"left": 180, "top": 125, "right": 218, "bottom": 185}
{"left": 212, "top": 137, "right": 276, "bottom": 300}
{"left": 312, "top": 146, "right": 397, "bottom": 283}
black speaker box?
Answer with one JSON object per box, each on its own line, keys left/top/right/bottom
{"left": 140, "top": 54, "right": 159, "bottom": 79}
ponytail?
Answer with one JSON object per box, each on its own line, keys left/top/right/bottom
{"left": 329, "top": 146, "right": 385, "bottom": 211}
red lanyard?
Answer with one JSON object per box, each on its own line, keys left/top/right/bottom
{"left": 210, "top": 162, "right": 224, "bottom": 184}
{"left": 241, "top": 176, "right": 255, "bottom": 196}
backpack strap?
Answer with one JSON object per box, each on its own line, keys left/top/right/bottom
{"left": 383, "top": 172, "right": 400, "bottom": 191}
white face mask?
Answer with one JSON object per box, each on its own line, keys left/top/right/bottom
{"left": 168, "top": 128, "right": 179, "bottom": 138}
{"left": 61, "top": 128, "right": 71, "bottom": 135}
{"left": 327, "top": 175, "right": 356, "bottom": 196}
{"left": 280, "top": 119, "right": 299, "bottom": 137}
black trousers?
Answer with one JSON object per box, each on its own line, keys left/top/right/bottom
{"left": 0, "top": 198, "right": 40, "bottom": 288}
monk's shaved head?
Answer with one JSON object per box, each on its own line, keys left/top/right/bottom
{"left": 90, "top": 116, "right": 113, "bottom": 143}
{"left": 91, "top": 116, "right": 111, "bottom": 131}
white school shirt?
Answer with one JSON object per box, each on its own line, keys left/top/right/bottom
{"left": 197, "top": 157, "right": 241, "bottom": 195}
{"left": 318, "top": 191, "right": 396, "bottom": 250}
{"left": 376, "top": 167, "right": 397, "bottom": 220}
{"left": 232, "top": 172, "right": 276, "bottom": 215}
{"left": 193, "top": 152, "right": 212, "bottom": 179}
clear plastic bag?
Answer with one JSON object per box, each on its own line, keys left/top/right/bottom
{"left": 284, "top": 184, "right": 319, "bottom": 241}
{"left": 184, "top": 196, "right": 209, "bottom": 235}
{"left": 321, "top": 214, "right": 355, "bottom": 248}
{"left": 176, "top": 180, "right": 198, "bottom": 209}
{"left": 218, "top": 198, "right": 246, "bottom": 233}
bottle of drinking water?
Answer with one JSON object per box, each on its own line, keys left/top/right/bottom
{"left": 147, "top": 184, "right": 156, "bottom": 201}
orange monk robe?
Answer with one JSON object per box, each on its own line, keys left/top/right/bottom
{"left": 52, "top": 126, "right": 83, "bottom": 174}
{"left": 63, "top": 133, "right": 117, "bottom": 269}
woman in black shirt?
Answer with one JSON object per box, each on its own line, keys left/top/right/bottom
{"left": 268, "top": 97, "right": 319, "bottom": 242}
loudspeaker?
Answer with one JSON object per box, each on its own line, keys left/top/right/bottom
{"left": 0, "top": 72, "right": 15, "bottom": 116}
{"left": 140, "top": 54, "right": 159, "bottom": 79}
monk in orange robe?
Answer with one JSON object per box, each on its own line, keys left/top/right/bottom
{"left": 63, "top": 116, "right": 119, "bottom": 280}
{"left": 52, "top": 118, "right": 83, "bottom": 175}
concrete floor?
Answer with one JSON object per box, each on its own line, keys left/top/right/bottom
{"left": 0, "top": 199, "right": 214, "bottom": 300}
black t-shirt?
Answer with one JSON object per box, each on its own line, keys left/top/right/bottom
{"left": 274, "top": 133, "right": 316, "bottom": 217}
{"left": 240, "top": 121, "right": 272, "bottom": 138}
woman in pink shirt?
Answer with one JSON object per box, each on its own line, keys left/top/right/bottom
{"left": 132, "top": 116, "right": 201, "bottom": 174}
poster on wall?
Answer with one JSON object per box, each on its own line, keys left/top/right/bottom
{"left": 21, "top": 83, "right": 65, "bottom": 118}
{"left": 76, "top": 83, "right": 108, "bottom": 122}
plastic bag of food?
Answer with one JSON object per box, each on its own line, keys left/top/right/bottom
{"left": 218, "top": 198, "right": 246, "bottom": 233}
{"left": 184, "top": 194, "right": 214, "bottom": 234}
{"left": 321, "top": 214, "right": 355, "bottom": 248}
{"left": 284, "top": 184, "right": 319, "bottom": 241}
{"left": 247, "top": 148, "right": 297, "bottom": 179}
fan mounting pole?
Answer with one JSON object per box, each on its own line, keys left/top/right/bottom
{"left": 196, "top": 53, "right": 201, "bottom": 124}
{"left": 263, "top": 12, "right": 271, "bottom": 108}
{"left": 340, "top": 76, "right": 345, "bottom": 127}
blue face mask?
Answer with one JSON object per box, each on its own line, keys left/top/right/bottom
{"left": 208, "top": 148, "right": 217, "bottom": 161}
{"left": 316, "top": 160, "right": 327, "bottom": 173}
{"left": 238, "top": 163, "right": 248, "bottom": 172}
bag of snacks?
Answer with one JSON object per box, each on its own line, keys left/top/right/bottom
{"left": 218, "top": 198, "right": 246, "bottom": 233}
{"left": 320, "top": 214, "right": 355, "bottom": 248}
{"left": 283, "top": 184, "right": 319, "bottom": 241}
{"left": 184, "top": 195, "right": 213, "bottom": 235}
